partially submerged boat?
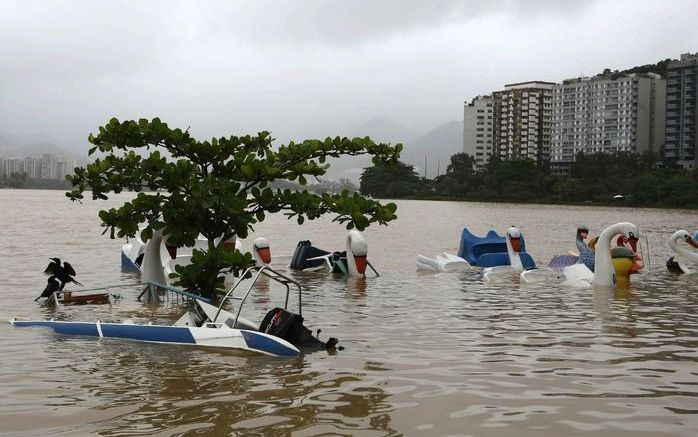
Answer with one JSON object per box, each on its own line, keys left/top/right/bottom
{"left": 289, "top": 231, "right": 378, "bottom": 277}
{"left": 458, "top": 227, "right": 536, "bottom": 269}
{"left": 45, "top": 290, "right": 115, "bottom": 306}
{"left": 12, "top": 266, "right": 337, "bottom": 357}
{"left": 666, "top": 229, "right": 698, "bottom": 274}
{"left": 121, "top": 228, "right": 210, "bottom": 274}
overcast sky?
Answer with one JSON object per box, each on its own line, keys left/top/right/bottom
{"left": 1, "top": 0, "right": 697, "bottom": 155}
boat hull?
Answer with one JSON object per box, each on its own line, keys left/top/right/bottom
{"left": 10, "top": 319, "right": 300, "bottom": 357}
{"left": 121, "top": 249, "right": 141, "bottom": 272}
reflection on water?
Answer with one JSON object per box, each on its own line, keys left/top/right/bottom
{"left": 1, "top": 190, "right": 698, "bottom": 436}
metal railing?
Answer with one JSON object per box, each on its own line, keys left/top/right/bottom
{"left": 213, "top": 266, "right": 302, "bottom": 327}
{"left": 137, "top": 281, "right": 213, "bottom": 305}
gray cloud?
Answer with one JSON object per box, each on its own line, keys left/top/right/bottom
{"left": 0, "top": 0, "right": 696, "bottom": 158}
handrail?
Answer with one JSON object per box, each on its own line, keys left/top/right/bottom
{"left": 65, "top": 283, "right": 142, "bottom": 293}
{"left": 137, "top": 281, "right": 213, "bottom": 304}
{"left": 213, "top": 266, "right": 303, "bottom": 326}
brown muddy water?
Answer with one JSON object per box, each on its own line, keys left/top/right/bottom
{"left": 0, "top": 189, "right": 697, "bottom": 436}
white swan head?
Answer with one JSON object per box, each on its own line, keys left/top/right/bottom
{"left": 506, "top": 226, "right": 522, "bottom": 253}
{"left": 672, "top": 230, "right": 698, "bottom": 249}
{"left": 252, "top": 237, "right": 271, "bottom": 265}
{"left": 347, "top": 230, "right": 368, "bottom": 276}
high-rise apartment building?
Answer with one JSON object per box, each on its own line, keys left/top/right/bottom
{"left": 463, "top": 95, "right": 494, "bottom": 169}
{"left": 492, "top": 81, "right": 554, "bottom": 164}
{"left": 665, "top": 53, "right": 698, "bottom": 169}
{"left": 551, "top": 73, "right": 665, "bottom": 170}
{"left": 41, "top": 153, "right": 55, "bottom": 179}
{"left": 6, "top": 158, "right": 24, "bottom": 175}
{"left": 24, "top": 157, "right": 38, "bottom": 179}
{"left": 55, "top": 161, "right": 67, "bottom": 180}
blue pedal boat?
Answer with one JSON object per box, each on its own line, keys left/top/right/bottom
{"left": 457, "top": 227, "right": 536, "bottom": 269}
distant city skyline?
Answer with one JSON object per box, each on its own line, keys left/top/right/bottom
{"left": 0, "top": 152, "right": 75, "bottom": 180}
{"left": 463, "top": 53, "right": 696, "bottom": 170}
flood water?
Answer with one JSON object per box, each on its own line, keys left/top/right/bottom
{"left": 1, "top": 189, "right": 697, "bottom": 436}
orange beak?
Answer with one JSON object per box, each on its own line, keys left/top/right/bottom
{"left": 687, "top": 237, "right": 698, "bottom": 249}
{"left": 257, "top": 247, "right": 271, "bottom": 264}
{"left": 510, "top": 238, "right": 521, "bottom": 252}
{"left": 354, "top": 255, "right": 367, "bottom": 275}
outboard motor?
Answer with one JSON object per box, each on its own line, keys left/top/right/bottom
{"left": 260, "top": 307, "right": 339, "bottom": 351}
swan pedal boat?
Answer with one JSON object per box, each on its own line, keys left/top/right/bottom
{"left": 667, "top": 230, "right": 698, "bottom": 274}
{"left": 459, "top": 227, "right": 536, "bottom": 269}
{"left": 289, "top": 230, "right": 378, "bottom": 277}
{"left": 121, "top": 228, "right": 209, "bottom": 274}
{"left": 11, "top": 266, "right": 316, "bottom": 357}
{"left": 416, "top": 252, "right": 471, "bottom": 272}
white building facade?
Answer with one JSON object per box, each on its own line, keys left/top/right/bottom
{"left": 463, "top": 95, "right": 494, "bottom": 169}
{"left": 492, "top": 81, "right": 554, "bottom": 164}
{"left": 665, "top": 53, "right": 698, "bottom": 168}
{"left": 551, "top": 73, "right": 665, "bottom": 169}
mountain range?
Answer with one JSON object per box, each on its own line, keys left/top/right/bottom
{"left": 0, "top": 132, "right": 86, "bottom": 164}
{"left": 2, "top": 116, "right": 464, "bottom": 182}
{"left": 325, "top": 116, "right": 464, "bottom": 181}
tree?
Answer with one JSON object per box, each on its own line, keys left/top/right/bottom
{"left": 67, "top": 118, "right": 401, "bottom": 298}
{"left": 359, "top": 160, "right": 422, "bottom": 198}
{"left": 8, "top": 172, "right": 28, "bottom": 188}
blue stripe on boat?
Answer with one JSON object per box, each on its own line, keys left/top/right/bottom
{"left": 241, "top": 330, "right": 299, "bottom": 357}
{"left": 121, "top": 250, "right": 141, "bottom": 272}
{"left": 100, "top": 323, "right": 196, "bottom": 344}
{"left": 13, "top": 321, "right": 99, "bottom": 337}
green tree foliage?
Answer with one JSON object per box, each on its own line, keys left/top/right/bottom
{"left": 67, "top": 118, "right": 401, "bottom": 298}
{"left": 434, "top": 153, "right": 476, "bottom": 197}
{"left": 4, "top": 172, "right": 29, "bottom": 188}
{"left": 360, "top": 150, "right": 698, "bottom": 209}
{"left": 359, "top": 161, "right": 422, "bottom": 198}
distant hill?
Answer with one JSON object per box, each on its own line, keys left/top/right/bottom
{"left": 323, "top": 117, "right": 464, "bottom": 182}
{"left": 601, "top": 58, "right": 675, "bottom": 79}
{"left": 401, "top": 121, "right": 463, "bottom": 178}
{"left": 0, "top": 131, "right": 86, "bottom": 164}
{"left": 324, "top": 116, "right": 418, "bottom": 181}
{"left": 350, "top": 116, "right": 418, "bottom": 143}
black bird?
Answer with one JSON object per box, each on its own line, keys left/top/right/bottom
{"left": 43, "top": 258, "right": 83, "bottom": 290}
{"left": 35, "top": 276, "right": 61, "bottom": 301}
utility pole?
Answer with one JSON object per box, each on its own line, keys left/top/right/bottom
{"left": 424, "top": 155, "right": 427, "bottom": 179}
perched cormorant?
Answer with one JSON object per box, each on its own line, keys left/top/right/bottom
{"left": 35, "top": 276, "right": 61, "bottom": 301}
{"left": 43, "top": 258, "right": 83, "bottom": 290}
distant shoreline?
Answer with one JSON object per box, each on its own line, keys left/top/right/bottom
{"left": 373, "top": 194, "right": 698, "bottom": 210}
{"left": 3, "top": 186, "right": 695, "bottom": 210}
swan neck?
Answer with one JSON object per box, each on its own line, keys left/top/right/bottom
{"left": 594, "top": 223, "right": 627, "bottom": 287}
{"left": 142, "top": 230, "right": 167, "bottom": 285}
{"left": 671, "top": 234, "right": 698, "bottom": 262}
{"left": 506, "top": 235, "right": 523, "bottom": 271}
{"left": 346, "top": 233, "right": 359, "bottom": 277}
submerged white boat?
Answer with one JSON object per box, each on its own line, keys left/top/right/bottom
{"left": 121, "top": 228, "right": 210, "bottom": 274}
{"left": 12, "top": 266, "right": 337, "bottom": 357}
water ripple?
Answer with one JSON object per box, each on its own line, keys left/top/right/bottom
{"left": 1, "top": 192, "right": 698, "bottom": 435}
